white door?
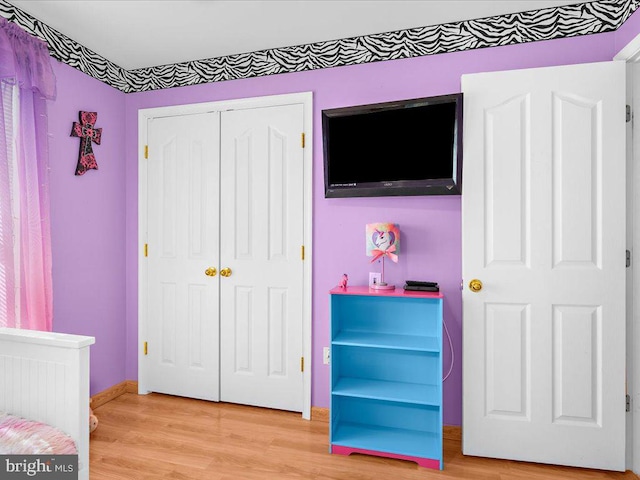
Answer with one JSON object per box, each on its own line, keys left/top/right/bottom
{"left": 462, "top": 61, "right": 626, "bottom": 470}
{"left": 146, "top": 113, "right": 221, "bottom": 401}
{"left": 219, "top": 104, "right": 305, "bottom": 412}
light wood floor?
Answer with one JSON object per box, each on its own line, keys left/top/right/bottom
{"left": 91, "top": 393, "right": 639, "bottom": 480}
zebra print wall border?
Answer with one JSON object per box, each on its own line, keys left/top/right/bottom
{"left": 0, "top": 0, "right": 638, "bottom": 93}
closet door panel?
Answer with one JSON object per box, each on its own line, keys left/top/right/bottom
{"left": 219, "top": 104, "right": 305, "bottom": 412}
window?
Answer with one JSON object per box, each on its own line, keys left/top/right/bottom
{"left": 0, "top": 17, "right": 56, "bottom": 331}
{"left": 0, "top": 82, "right": 20, "bottom": 327}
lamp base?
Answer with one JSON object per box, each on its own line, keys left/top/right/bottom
{"left": 371, "top": 283, "right": 395, "bottom": 291}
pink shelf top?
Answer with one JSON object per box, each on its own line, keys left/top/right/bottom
{"left": 329, "top": 285, "right": 443, "bottom": 299}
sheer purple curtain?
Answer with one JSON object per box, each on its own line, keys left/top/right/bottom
{"left": 0, "top": 17, "right": 55, "bottom": 330}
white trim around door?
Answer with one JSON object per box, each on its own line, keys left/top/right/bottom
{"left": 615, "top": 40, "right": 640, "bottom": 473}
{"left": 137, "top": 92, "right": 313, "bottom": 420}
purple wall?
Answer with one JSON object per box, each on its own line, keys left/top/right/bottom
{"left": 42, "top": 11, "right": 640, "bottom": 425}
{"left": 123, "top": 31, "right": 620, "bottom": 426}
{"left": 47, "top": 60, "right": 126, "bottom": 395}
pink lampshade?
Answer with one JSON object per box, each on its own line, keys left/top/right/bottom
{"left": 366, "top": 223, "right": 400, "bottom": 263}
{"left": 366, "top": 223, "right": 399, "bottom": 290}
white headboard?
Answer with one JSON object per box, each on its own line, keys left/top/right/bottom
{"left": 0, "top": 327, "right": 95, "bottom": 480}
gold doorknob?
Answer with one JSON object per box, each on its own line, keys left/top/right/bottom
{"left": 469, "top": 279, "right": 483, "bottom": 292}
{"left": 220, "top": 268, "right": 232, "bottom": 277}
{"left": 205, "top": 267, "right": 217, "bottom": 277}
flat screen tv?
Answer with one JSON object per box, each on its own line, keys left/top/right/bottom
{"left": 322, "top": 93, "right": 463, "bottom": 198}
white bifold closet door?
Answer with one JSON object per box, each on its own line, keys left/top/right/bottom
{"left": 219, "top": 105, "right": 304, "bottom": 412}
{"left": 145, "top": 104, "right": 305, "bottom": 412}
{"left": 146, "top": 112, "right": 221, "bottom": 401}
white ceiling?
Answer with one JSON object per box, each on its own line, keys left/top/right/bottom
{"left": 9, "top": 0, "right": 586, "bottom": 70}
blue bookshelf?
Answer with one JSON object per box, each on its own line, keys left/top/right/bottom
{"left": 329, "top": 286, "right": 444, "bottom": 470}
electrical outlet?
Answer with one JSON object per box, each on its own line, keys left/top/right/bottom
{"left": 369, "top": 272, "right": 382, "bottom": 287}
{"left": 323, "top": 346, "right": 330, "bottom": 365}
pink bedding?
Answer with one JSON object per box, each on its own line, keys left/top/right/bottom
{"left": 0, "top": 412, "right": 77, "bottom": 454}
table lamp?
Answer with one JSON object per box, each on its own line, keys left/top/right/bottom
{"left": 366, "top": 223, "right": 399, "bottom": 290}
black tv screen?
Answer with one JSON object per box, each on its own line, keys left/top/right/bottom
{"left": 322, "top": 93, "right": 463, "bottom": 198}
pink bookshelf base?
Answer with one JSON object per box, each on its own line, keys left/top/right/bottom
{"left": 330, "top": 445, "right": 442, "bottom": 470}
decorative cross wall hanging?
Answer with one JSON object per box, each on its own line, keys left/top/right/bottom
{"left": 70, "top": 111, "right": 102, "bottom": 175}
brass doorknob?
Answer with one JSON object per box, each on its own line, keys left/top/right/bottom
{"left": 469, "top": 279, "right": 483, "bottom": 292}
{"left": 205, "top": 267, "right": 217, "bottom": 277}
{"left": 220, "top": 268, "right": 232, "bottom": 277}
